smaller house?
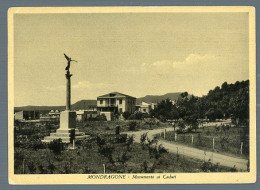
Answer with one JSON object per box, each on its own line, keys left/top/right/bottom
{"left": 150, "top": 103, "right": 157, "bottom": 110}
{"left": 14, "top": 110, "right": 40, "bottom": 120}
{"left": 76, "top": 110, "right": 99, "bottom": 122}
{"left": 40, "top": 116, "right": 59, "bottom": 123}
{"left": 88, "top": 105, "right": 98, "bottom": 111}
{"left": 49, "top": 110, "right": 60, "bottom": 117}
{"left": 76, "top": 110, "right": 85, "bottom": 122}
{"left": 136, "top": 102, "right": 152, "bottom": 114}
{"left": 136, "top": 102, "right": 157, "bottom": 114}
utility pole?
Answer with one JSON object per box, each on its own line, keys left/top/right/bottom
{"left": 22, "top": 159, "right": 25, "bottom": 174}
{"left": 103, "top": 164, "right": 106, "bottom": 174}
{"left": 240, "top": 142, "right": 243, "bottom": 155}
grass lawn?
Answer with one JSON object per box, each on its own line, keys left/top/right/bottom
{"left": 160, "top": 125, "right": 249, "bottom": 159}
{"left": 76, "top": 120, "right": 170, "bottom": 135}
{"left": 14, "top": 121, "right": 238, "bottom": 174}
{"left": 14, "top": 140, "right": 235, "bottom": 174}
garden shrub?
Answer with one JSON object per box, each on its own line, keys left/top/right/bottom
{"left": 98, "top": 144, "right": 114, "bottom": 163}
{"left": 200, "top": 160, "right": 219, "bottom": 172}
{"left": 48, "top": 139, "right": 63, "bottom": 154}
{"left": 128, "top": 121, "right": 137, "bottom": 131}
{"left": 126, "top": 135, "right": 134, "bottom": 150}
{"left": 95, "top": 114, "right": 107, "bottom": 121}
{"left": 122, "top": 111, "right": 131, "bottom": 120}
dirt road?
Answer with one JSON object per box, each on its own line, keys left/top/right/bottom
{"left": 125, "top": 128, "right": 248, "bottom": 171}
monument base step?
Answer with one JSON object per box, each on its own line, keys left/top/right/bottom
{"left": 56, "top": 129, "right": 79, "bottom": 133}
{"left": 43, "top": 136, "right": 71, "bottom": 143}
{"left": 76, "top": 131, "right": 85, "bottom": 136}
{"left": 50, "top": 132, "right": 71, "bottom": 137}
{"left": 42, "top": 128, "right": 89, "bottom": 143}
{"left": 75, "top": 135, "right": 90, "bottom": 140}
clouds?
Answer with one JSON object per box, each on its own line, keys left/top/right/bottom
{"left": 144, "top": 53, "right": 216, "bottom": 70}
{"left": 124, "top": 53, "right": 225, "bottom": 97}
{"left": 44, "top": 81, "right": 114, "bottom": 92}
{"left": 184, "top": 54, "right": 215, "bottom": 64}
{"left": 130, "top": 54, "right": 216, "bottom": 78}
{"left": 44, "top": 85, "right": 65, "bottom": 91}
{"left": 72, "top": 81, "right": 114, "bottom": 90}
{"left": 72, "top": 81, "right": 92, "bottom": 89}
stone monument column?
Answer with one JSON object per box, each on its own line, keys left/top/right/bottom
{"left": 66, "top": 71, "right": 72, "bottom": 110}
{"left": 59, "top": 70, "right": 76, "bottom": 130}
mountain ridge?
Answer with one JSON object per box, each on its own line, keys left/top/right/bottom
{"left": 14, "top": 92, "right": 185, "bottom": 112}
{"left": 136, "top": 92, "right": 184, "bottom": 104}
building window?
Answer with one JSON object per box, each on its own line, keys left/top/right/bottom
{"left": 143, "top": 109, "right": 146, "bottom": 112}
{"left": 119, "top": 99, "right": 122, "bottom": 104}
{"left": 100, "top": 100, "right": 103, "bottom": 104}
{"left": 119, "top": 108, "right": 123, "bottom": 113}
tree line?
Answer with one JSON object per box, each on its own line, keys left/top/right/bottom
{"left": 150, "top": 80, "right": 249, "bottom": 130}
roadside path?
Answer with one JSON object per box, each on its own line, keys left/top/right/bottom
{"left": 125, "top": 128, "right": 248, "bottom": 171}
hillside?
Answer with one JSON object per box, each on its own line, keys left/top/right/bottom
{"left": 71, "top": 100, "right": 97, "bottom": 110}
{"left": 14, "top": 105, "right": 65, "bottom": 112}
{"left": 136, "top": 92, "right": 185, "bottom": 104}
{"left": 14, "top": 93, "right": 187, "bottom": 112}
{"left": 14, "top": 100, "right": 96, "bottom": 112}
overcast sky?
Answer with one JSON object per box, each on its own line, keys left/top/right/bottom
{"left": 14, "top": 13, "right": 249, "bottom": 106}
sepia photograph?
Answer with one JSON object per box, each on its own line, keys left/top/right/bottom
{"left": 8, "top": 7, "right": 256, "bottom": 184}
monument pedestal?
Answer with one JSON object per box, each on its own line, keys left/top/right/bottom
{"left": 42, "top": 110, "right": 89, "bottom": 143}
{"left": 60, "top": 110, "right": 76, "bottom": 129}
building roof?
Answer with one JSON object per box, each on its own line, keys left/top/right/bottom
{"left": 97, "top": 92, "right": 136, "bottom": 99}
{"left": 141, "top": 102, "right": 151, "bottom": 106}
{"left": 136, "top": 102, "right": 152, "bottom": 106}
{"left": 139, "top": 104, "right": 151, "bottom": 108}
{"left": 76, "top": 110, "right": 85, "bottom": 115}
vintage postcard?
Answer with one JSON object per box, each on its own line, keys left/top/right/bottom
{"left": 8, "top": 7, "right": 256, "bottom": 184}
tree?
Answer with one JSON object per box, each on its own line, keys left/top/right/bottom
{"left": 140, "top": 133, "right": 148, "bottom": 149}
{"left": 184, "top": 114, "right": 199, "bottom": 132}
{"left": 48, "top": 139, "right": 63, "bottom": 154}
{"left": 229, "top": 87, "right": 249, "bottom": 125}
{"left": 140, "top": 161, "right": 149, "bottom": 173}
{"left": 176, "top": 119, "right": 186, "bottom": 132}
{"left": 180, "top": 92, "right": 188, "bottom": 98}
{"left": 201, "top": 161, "right": 220, "bottom": 172}
{"left": 122, "top": 111, "right": 131, "bottom": 120}
{"left": 169, "top": 107, "right": 179, "bottom": 120}
{"left": 145, "top": 117, "right": 157, "bottom": 129}
{"left": 205, "top": 108, "right": 216, "bottom": 121}
{"left": 154, "top": 99, "right": 174, "bottom": 120}
{"left": 95, "top": 114, "right": 107, "bottom": 121}
{"left": 98, "top": 144, "right": 114, "bottom": 163}
{"left": 126, "top": 135, "right": 134, "bottom": 150}
{"left": 128, "top": 121, "right": 137, "bottom": 131}
{"left": 221, "top": 82, "right": 228, "bottom": 90}
{"left": 129, "top": 111, "right": 143, "bottom": 120}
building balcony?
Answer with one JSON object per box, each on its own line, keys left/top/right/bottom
{"left": 108, "top": 104, "right": 116, "bottom": 107}
{"left": 98, "top": 104, "right": 117, "bottom": 107}
{"left": 97, "top": 106, "right": 118, "bottom": 113}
